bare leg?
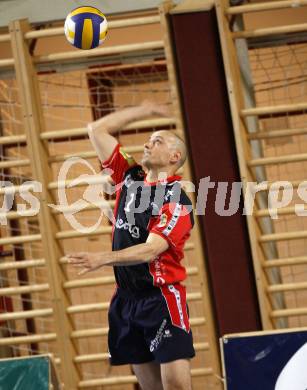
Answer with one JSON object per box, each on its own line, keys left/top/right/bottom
{"left": 132, "top": 361, "right": 163, "bottom": 390}
{"left": 161, "top": 359, "right": 192, "bottom": 390}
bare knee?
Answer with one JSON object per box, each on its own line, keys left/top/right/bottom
{"left": 161, "top": 359, "right": 192, "bottom": 390}
{"left": 132, "top": 362, "right": 163, "bottom": 390}
{"left": 163, "top": 376, "right": 189, "bottom": 390}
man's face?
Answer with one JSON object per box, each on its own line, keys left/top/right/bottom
{"left": 141, "top": 131, "right": 175, "bottom": 170}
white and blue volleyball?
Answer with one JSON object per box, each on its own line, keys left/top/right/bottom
{"left": 64, "top": 6, "right": 108, "bottom": 50}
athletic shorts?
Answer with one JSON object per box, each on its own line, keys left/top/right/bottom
{"left": 108, "top": 284, "right": 195, "bottom": 365}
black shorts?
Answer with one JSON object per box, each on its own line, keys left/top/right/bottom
{"left": 108, "top": 284, "right": 195, "bottom": 365}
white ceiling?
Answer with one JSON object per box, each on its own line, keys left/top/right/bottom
{"left": 0, "top": 0, "right": 181, "bottom": 28}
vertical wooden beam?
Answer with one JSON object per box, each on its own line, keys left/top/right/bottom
{"left": 215, "top": 0, "right": 273, "bottom": 329}
{"left": 9, "top": 19, "right": 81, "bottom": 388}
{"left": 160, "top": 2, "right": 223, "bottom": 388}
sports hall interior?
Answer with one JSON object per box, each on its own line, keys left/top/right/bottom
{"left": 0, "top": 0, "right": 307, "bottom": 388}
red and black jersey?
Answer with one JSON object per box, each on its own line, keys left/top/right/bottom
{"left": 102, "top": 144, "right": 194, "bottom": 293}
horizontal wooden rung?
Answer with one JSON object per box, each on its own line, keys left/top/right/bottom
{"left": 78, "top": 375, "right": 137, "bottom": 387}
{"left": 54, "top": 357, "right": 61, "bottom": 365}
{"left": 248, "top": 153, "right": 307, "bottom": 167}
{"left": 247, "top": 127, "right": 307, "bottom": 140}
{"left": 260, "top": 230, "right": 307, "bottom": 243}
{"left": 123, "top": 145, "right": 144, "bottom": 153}
{"left": 35, "top": 41, "right": 164, "bottom": 64}
{"left": 42, "top": 127, "right": 86, "bottom": 140}
{"left": 74, "top": 353, "right": 109, "bottom": 363}
{"left": 0, "top": 209, "right": 38, "bottom": 221}
{"left": 255, "top": 206, "right": 306, "bottom": 218}
{"left": 264, "top": 256, "right": 307, "bottom": 268}
{"left": 0, "top": 34, "right": 10, "bottom": 43}
{"left": 48, "top": 175, "right": 110, "bottom": 190}
{"left": 0, "top": 234, "right": 41, "bottom": 246}
{"left": 0, "top": 134, "right": 26, "bottom": 145}
{"left": 190, "top": 317, "right": 206, "bottom": 326}
{"left": 0, "top": 333, "right": 56, "bottom": 346}
{"left": 56, "top": 226, "right": 112, "bottom": 240}
{"left": 271, "top": 307, "right": 307, "bottom": 318}
{"left": 63, "top": 276, "right": 115, "bottom": 289}
{"left": 67, "top": 302, "right": 109, "bottom": 314}
{"left": 0, "top": 308, "right": 52, "bottom": 321}
{"left": 194, "top": 342, "right": 210, "bottom": 351}
{"left": 85, "top": 60, "right": 167, "bottom": 74}
{"left": 187, "top": 266, "right": 198, "bottom": 275}
{"left": 187, "top": 292, "right": 202, "bottom": 301}
{"left": 268, "top": 281, "right": 307, "bottom": 293}
{"left": 44, "top": 118, "right": 175, "bottom": 141}
{"left": 71, "top": 327, "right": 109, "bottom": 339}
{"left": 0, "top": 259, "right": 45, "bottom": 271}
{"left": 233, "top": 23, "right": 307, "bottom": 40}
{"left": 0, "top": 159, "right": 30, "bottom": 169}
{"left": 226, "top": 0, "right": 307, "bottom": 15}
{"left": 241, "top": 102, "right": 307, "bottom": 117}
{"left": 0, "top": 58, "right": 14, "bottom": 68}
{"left": 49, "top": 151, "right": 96, "bottom": 164}
{"left": 51, "top": 199, "right": 116, "bottom": 215}
{"left": 191, "top": 367, "right": 213, "bottom": 377}
{"left": 185, "top": 242, "right": 195, "bottom": 251}
{"left": 255, "top": 180, "right": 307, "bottom": 192}
{"left": 0, "top": 283, "right": 49, "bottom": 296}
{"left": 25, "top": 15, "right": 161, "bottom": 40}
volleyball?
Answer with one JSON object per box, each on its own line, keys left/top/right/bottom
{"left": 64, "top": 6, "right": 108, "bottom": 50}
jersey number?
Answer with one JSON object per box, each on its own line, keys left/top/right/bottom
{"left": 124, "top": 193, "right": 135, "bottom": 212}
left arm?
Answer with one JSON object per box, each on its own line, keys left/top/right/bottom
{"left": 67, "top": 233, "right": 168, "bottom": 275}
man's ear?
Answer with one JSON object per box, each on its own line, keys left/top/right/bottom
{"left": 169, "top": 150, "right": 181, "bottom": 165}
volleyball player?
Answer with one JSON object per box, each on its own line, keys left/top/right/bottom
{"left": 67, "top": 101, "right": 195, "bottom": 390}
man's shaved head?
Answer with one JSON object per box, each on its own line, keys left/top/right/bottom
{"left": 154, "top": 130, "right": 187, "bottom": 168}
{"left": 142, "top": 130, "right": 187, "bottom": 172}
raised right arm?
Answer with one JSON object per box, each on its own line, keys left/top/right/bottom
{"left": 87, "top": 102, "right": 169, "bottom": 163}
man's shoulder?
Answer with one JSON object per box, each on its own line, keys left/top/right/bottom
{"left": 124, "top": 164, "right": 145, "bottom": 180}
